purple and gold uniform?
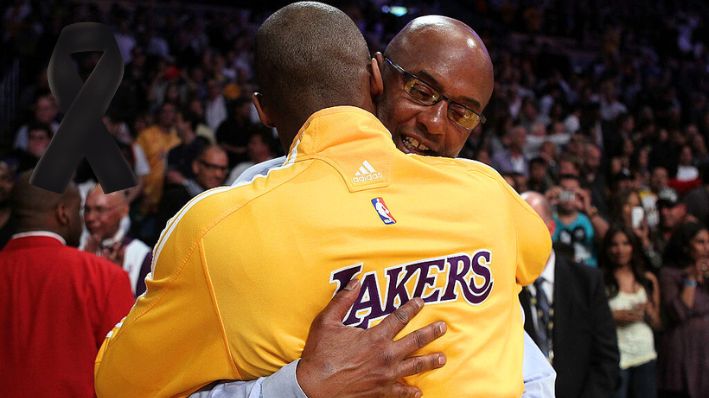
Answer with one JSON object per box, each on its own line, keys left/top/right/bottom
{"left": 95, "top": 107, "right": 551, "bottom": 398}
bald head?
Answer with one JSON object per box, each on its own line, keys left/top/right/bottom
{"left": 254, "top": 2, "right": 375, "bottom": 149}
{"left": 11, "top": 171, "right": 83, "bottom": 246}
{"left": 87, "top": 185, "right": 129, "bottom": 208}
{"left": 376, "top": 16, "right": 495, "bottom": 158}
{"left": 386, "top": 16, "right": 494, "bottom": 107}
{"left": 521, "top": 191, "right": 554, "bottom": 235}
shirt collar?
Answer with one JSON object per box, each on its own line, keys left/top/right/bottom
{"left": 284, "top": 106, "right": 396, "bottom": 192}
{"left": 285, "top": 106, "right": 394, "bottom": 159}
{"left": 100, "top": 226, "right": 126, "bottom": 248}
{"left": 11, "top": 231, "right": 66, "bottom": 245}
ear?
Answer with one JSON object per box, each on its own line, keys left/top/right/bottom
{"left": 370, "top": 55, "right": 384, "bottom": 98}
{"left": 56, "top": 202, "right": 70, "bottom": 226}
{"left": 252, "top": 92, "right": 274, "bottom": 128}
{"left": 374, "top": 52, "right": 385, "bottom": 74}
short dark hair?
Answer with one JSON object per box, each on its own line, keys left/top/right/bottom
{"left": 558, "top": 173, "right": 579, "bottom": 183}
{"left": 26, "top": 122, "right": 53, "bottom": 139}
{"left": 254, "top": 2, "right": 370, "bottom": 117}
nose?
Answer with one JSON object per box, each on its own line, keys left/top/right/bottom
{"left": 416, "top": 101, "right": 448, "bottom": 138}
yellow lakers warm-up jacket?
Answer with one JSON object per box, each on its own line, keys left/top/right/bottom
{"left": 95, "top": 106, "right": 552, "bottom": 398}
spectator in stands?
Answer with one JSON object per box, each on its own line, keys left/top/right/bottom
{"left": 658, "top": 222, "right": 709, "bottom": 398}
{"left": 521, "top": 191, "right": 619, "bottom": 398}
{"left": 226, "top": 127, "right": 277, "bottom": 185}
{"left": 527, "top": 157, "right": 554, "bottom": 194}
{"left": 600, "top": 80, "right": 627, "bottom": 122}
{"left": 640, "top": 166, "right": 675, "bottom": 231}
{"left": 493, "top": 125, "right": 529, "bottom": 176}
{"left": 166, "top": 109, "right": 210, "bottom": 185}
{"left": 13, "top": 94, "right": 59, "bottom": 150}
{"left": 682, "top": 163, "right": 709, "bottom": 226}
{"left": 582, "top": 142, "right": 610, "bottom": 216}
{"left": 652, "top": 190, "right": 690, "bottom": 261}
{"left": 6, "top": 122, "right": 52, "bottom": 173}
{"left": 0, "top": 171, "right": 134, "bottom": 397}
{"left": 216, "top": 97, "right": 256, "bottom": 167}
{"left": 674, "top": 145, "right": 699, "bottom": 184}
{"left": 103, "top": 114, "right": 150, "bottom": 204}
{"left": 184, "top": 97, "right": 216, "bottom": 144}
{"left": 557, "top": 154, "right": 581, "bottom": 177}
{"left": 600, "top": 225, "right": 661, "bottom": 398}
{"left": 205, "top": 79, "right": 227, "bottom": 130}
{"left": 550, "top": 174, "right": 598, "bottom": 267}
{"left": 135, "top": 101, "right": 181, "bottom": 216}
{"left": 156, "top": 145, "right": 228, "bottom": 235}
{"left": 608, "top": 188, "right": 663, "bottom": 266}
{"left": 82, "top": 185, "right": 152, "bottom": 297}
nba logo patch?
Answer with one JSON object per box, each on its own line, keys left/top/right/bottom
{"left": 371, "top": 197, "right": 396, "bottom": 225}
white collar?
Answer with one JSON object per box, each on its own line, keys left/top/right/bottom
{"left": 12, "top": 231, "right": 66, "bottom": 245}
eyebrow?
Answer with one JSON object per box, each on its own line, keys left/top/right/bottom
{"left": 413, "top": 70, "right": 482, "bottom": 111}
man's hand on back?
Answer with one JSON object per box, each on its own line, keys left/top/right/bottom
{"left": 297, "top": 279, "right": 447, "bottom": 398}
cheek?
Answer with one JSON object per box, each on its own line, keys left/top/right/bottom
{"left": 378, "top": 95, "right": 419, "bottom": 132}
{"left": 444, "top": 131, "right": 470, "bottom": 156}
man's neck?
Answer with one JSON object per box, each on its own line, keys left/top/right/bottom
{"left": 15, "top": 226, "right": 64, "bottom": 239}
{"left": 98, "top": 226, "right": 125, "bottom": 246}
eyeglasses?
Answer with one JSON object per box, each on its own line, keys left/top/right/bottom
{"left": 198, "top": 159, "right": 229, "bottom": 172}
{"left": 384, "top": 57, "right": 486, "bottom": 130}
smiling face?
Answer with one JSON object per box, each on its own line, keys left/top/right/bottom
{"left": 84, "top": 187, "right": 128, "bottom": 240}
{"left": 376, "top": 17, "right": 494, "bottom": 158}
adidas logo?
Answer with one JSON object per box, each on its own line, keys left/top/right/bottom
{"left": 352, "top": 160, "right": 383, "bottom": 183}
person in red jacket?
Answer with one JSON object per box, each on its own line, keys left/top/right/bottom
{"left": 0, "top": 171, "right": 134, "bottom": 397}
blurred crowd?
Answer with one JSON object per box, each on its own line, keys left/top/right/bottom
{"left": 0, "top": 1, "right": 707, "bottom": 398}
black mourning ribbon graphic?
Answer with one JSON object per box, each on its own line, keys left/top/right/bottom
{"left": 30, "top": 22, "right": 136, "bottom": 193}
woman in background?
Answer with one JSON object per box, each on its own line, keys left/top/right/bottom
{"left": 601, "top": 225, "right": 661, "bottom": 398}
{"left": 658, "top": 222, "right": 709, "bottom": 398}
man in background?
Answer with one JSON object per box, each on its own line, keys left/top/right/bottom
{"left": 82, "top": 185, "right": 152, "bottom": 296}
{"left": 157, "top": 144, "right": 229, "bottom": 232}
{"left": 521, "top": 191, "right": 619, "bottom": 398}
{"left": 0, "top": 172, "right": 134, "bottom": 397}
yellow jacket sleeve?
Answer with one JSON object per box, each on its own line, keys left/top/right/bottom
{"left": 95, "top": 215, "right": 238, "bottom": 397}
{"left": 504, "top": 182, "right": 552, "bottom": 286}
